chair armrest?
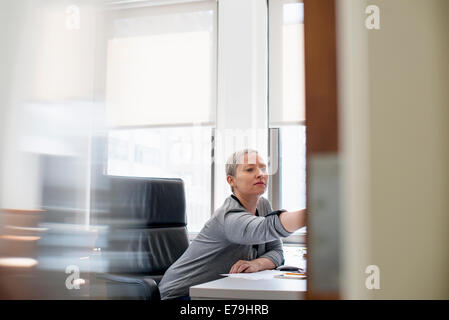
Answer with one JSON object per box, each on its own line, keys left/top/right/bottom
{"left": 96, "top": 273, "right": 160, "bottom": 301}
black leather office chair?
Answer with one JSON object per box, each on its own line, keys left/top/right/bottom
{"left": 91, "top": 176, "right": 189, "bottom": 300}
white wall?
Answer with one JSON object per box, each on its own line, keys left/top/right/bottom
{"left": 337, "top": 0, "right": 372, "bottom": 300}
{"left": 338, "top": 0, "right": 449, "bottom": 299}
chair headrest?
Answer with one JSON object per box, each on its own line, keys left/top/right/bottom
{"left": 99, "top": 176, "right": 186, "bottom": 227}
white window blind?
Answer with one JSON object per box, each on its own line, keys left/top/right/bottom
{"left": 105, "top": 0, "right": 217, "bottom": 127}
{"left": 269, "top": 0, "right": 306, "bottom": 241}
{"left": 268, "top": 0, "right": 305, "bottom": 125}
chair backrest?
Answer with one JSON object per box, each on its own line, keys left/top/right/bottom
{"left": 94, "top": 176, "right": 189, "bottom": 277}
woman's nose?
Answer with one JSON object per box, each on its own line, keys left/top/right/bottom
{"left": 256, "top": 168, "right": 265, "bottom": 177}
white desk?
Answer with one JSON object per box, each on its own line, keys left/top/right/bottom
{"left": 189, "top": 272, "right": 306, "bottom": 300}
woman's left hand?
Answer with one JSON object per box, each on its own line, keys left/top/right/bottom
{"left": 229, "top": 260, "right": 260, "bottom": 274}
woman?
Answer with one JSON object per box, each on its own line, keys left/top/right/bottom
{"left": 158, "top": 149, "right": 307, "bottom": 300}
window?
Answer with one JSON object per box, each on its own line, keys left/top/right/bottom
{"left": 269, "top": 0, "right": 306, "bottom": 240}
{"left": 279, "top": 125, "right": 306, "bottom": 211}
{"left": 269, "top": 0, "right": 305, "bottom": 125}
{"left": 107, "top": 126, "right": 213, "bottom": 232}
{"left": 104, "top": 1, "right": 216, "bottom": 127}
{"left": 103, "top": 0, "right": 217, "bottom": 233}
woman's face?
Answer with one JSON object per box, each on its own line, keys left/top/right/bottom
{"left": 228, "top": 152, "right": 268, "bottom": 197}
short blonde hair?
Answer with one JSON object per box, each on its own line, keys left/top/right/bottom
{"left": 225, "top": 149, "right": 258, "bottom": 192}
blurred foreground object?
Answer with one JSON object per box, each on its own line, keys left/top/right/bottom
{"left": 0, "top": 208, "right": 43, "bottom": 299}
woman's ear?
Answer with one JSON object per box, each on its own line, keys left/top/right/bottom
{"left": 226, "top": 175, "right": 234, "bottom": 189}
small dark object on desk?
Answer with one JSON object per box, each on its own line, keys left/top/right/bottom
{"left": 276, "top": 265, "right": 303, "bottom": 272}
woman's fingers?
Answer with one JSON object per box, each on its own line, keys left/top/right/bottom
{"left": 236, "top": 264, "right": 249, "bottom": 273}
{"left": 229, "top": 260, "right": 259, "bottom": 274}
{"left": 230, "top": 260, "right": 247, "bottom": 273}
{"left": 229, "top": 262, "right": 239, "bottom": 273}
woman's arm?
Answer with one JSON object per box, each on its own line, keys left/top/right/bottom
{"left": 223, "top": 210, "right": 292, "bottom": 244}
{"left": 279, "top": 209, "right": 307, "bottom": 233}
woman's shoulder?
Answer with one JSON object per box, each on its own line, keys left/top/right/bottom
{"left": 213, "top": 195, "right": 246, "bottom": 219}
{"left": 214, "top": 195, "right": 273, "bottom": 218}
{"left": 218, "top": 195, "right": 273, "bottom": 214}
{"left": 257, "top": 197, "right": 273, "bottom": 216}
{"left": 220, "top": 195, "right": 243, "bottom": 213}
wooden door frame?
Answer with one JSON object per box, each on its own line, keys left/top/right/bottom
{"left": 303, "top": 0, "right": 340, "bottom": 300}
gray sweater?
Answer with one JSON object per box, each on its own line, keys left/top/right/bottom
{"left": 158, "top": 195, "right": 292, "bottom": 300}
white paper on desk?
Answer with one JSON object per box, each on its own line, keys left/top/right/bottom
{"left": 220, "top": 270, "right": 284, "bottom": 280}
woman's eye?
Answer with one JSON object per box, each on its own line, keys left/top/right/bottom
{"left": 247, "top": 167, "right": 267, "bottom": 172}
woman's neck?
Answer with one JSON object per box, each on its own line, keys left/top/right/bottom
{"left": 233, "top": 192, "right": 259, "bottom": 215}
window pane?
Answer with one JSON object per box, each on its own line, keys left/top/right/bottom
{"left": 280, "top": 125, "right": 306, "bottom": 212}
{"left": 269, "top": 0, "right": 305, "bottom": 124}
{"left": 282, "top": 2, "right": 305, "bottom": 122}
{"left": 105, "top": 2, "right": 216, "bottom": 127}
{"left": 107, "top": 126, "right": 212, "bottom": 232}
{"left": 269, "top": 1, "right": 306, "bottom": 236}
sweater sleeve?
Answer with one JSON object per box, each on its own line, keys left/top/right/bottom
{"left": 258, "top": 239, "right": 285, "bottom": 267}
{"left": 223, "top": 210, "right": 292, "bottom": 245}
